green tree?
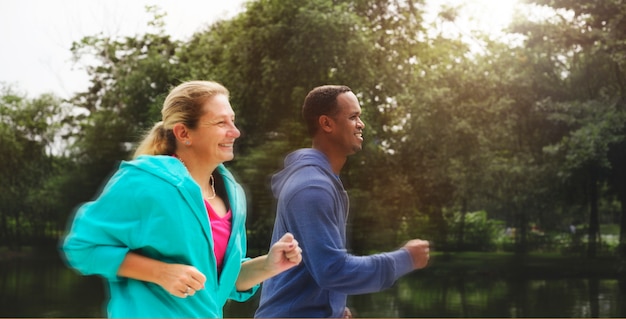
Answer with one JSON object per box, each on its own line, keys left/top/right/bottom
{"left": 0, "top": 85, "right": 69, "bottom": 248}
{"left": 66, "top": 5, "right": 183, "bottom": 203}
{"left": 179, "top": 0, "right": 374, "bottom": 250}
{"left": 515, "top": 0, "right": 626, "bottom": 257}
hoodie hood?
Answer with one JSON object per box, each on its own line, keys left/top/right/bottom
{"left": 122, "top": 155, "right": 238, "bottom": 200}
{"left": 122, "top": 155, "right": 188, "bottom": 186}
{"left": 271, "top": 148, "right": 339, "bottom": 198}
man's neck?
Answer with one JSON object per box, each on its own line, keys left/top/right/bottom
{"left": 312, "top": 144, "right": 346, "bottom": 175}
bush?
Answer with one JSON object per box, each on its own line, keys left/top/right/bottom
{"left": 445, "top": 210, "right": 504, "bottom": 251}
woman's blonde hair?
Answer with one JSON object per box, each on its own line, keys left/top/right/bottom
{"left": 133, "top": 81, "right": 229, "bottom": 158}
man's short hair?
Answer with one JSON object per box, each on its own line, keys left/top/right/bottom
{"left": 302, "top": 85, "right": 352, "bottom": 136}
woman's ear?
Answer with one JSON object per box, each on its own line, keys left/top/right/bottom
{"left": 172, "top": 123, "right": 190, "bottom": 144}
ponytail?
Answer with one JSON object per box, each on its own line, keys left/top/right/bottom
{"left": 133, "top": 121, "right": 176, "bottom": 158}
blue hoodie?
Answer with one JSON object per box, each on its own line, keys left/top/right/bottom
{"left": 61, "top": 155, "right": 257, "bottom": 318}
{"left": 255, "top": 149, "right": 414, "bottom": 318}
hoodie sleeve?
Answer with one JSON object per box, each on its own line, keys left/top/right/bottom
{"left": 284, "top": 185, "right": 414, "bottom": 295}
{"left": 61, "top": 170, "right": 150, "bottom": 281}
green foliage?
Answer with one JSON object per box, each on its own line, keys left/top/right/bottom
{"left": 180, "top": 0, "right": 375, "bottom": 252}
{"left": 514, "top": 0, "right": 626, "bottom": 257}
{"left": 181, "top": 0, "right": 372, "bottom": 152}
{"left": 66, "top": 5, "right": 184, "bottom": 202}
{"left": 3, "top": 0, "right": 626, "bottom": 261}
{"left": 0, "top": 85, "right": 71, "bottom": 248}
{"left": 542, "top": 98, "right": 626, "bottom": 173}
{"left": 445, "top": 210, "right": 504, "bottom": 251}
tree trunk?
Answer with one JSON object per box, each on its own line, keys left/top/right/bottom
{"left": 432, "top": 206, "right": 448, "bottom": 250}
{"left": 588, "top": 164, "right": 599, "bottom": 258}
{"left": 517, "top": 204, "right": 528, "bottom": 254}
{"left": 615, "top": 158, "right": 626, "bottom": 281}
{"left": 611, "top": 92, "right": 626, "bottom": 278}
{"left": 618, "top": 192, "right": 626, "bottom": 284}
{"left": 457, "top": 197, "right": 467, "bottom": 251}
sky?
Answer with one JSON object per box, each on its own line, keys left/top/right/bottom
{"left": 0, "top": 0, "right": 246, "bottom": 98}
{"left": 0, "top": 0, "right": 518, "bottom": 99}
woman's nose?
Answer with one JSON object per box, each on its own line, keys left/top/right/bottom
{"left": 229, "top": 125, "right": 241, "bottom": 138}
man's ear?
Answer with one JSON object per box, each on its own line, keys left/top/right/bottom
{"left": 318, "top": 115, "right": 334, "bottom": 133}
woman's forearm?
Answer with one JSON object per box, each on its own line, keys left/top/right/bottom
{"left": 235, "top": 233, "right": 303, "bottom": 291}
{"left": 236, "top": 255, "right": 276, "bottom": 291}
{"left": 117, "top": 252, "right": 207, "bottom": 297}
{"left": 117, "top": 252, "right": 164, "bottom": 283}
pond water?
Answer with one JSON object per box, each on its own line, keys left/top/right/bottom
{"left": 1, "top": 254, "right": 624, "bottom": 317}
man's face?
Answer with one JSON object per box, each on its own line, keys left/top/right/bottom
{"left": 330, "top": 91, "right": 365, "bottom": 156}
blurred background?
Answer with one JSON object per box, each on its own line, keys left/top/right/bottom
{"left": 1, "top": 0, "right": 625, "bottom": 317}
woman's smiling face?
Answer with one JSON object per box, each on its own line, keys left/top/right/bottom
{"left": 189, "top": 94, "right": 241, "bottom": 166}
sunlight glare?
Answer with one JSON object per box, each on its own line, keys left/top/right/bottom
{"left": 429, "top": 0, "right": 519, "bottom": 35}
{"left": 463, "top": 0, "right": 518, "bottom": 33}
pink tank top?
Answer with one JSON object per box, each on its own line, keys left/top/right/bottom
{"left": 205, "top": 200, "right": 232, "bottom": 274}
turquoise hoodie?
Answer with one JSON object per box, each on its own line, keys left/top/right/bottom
{"left": 61, "top": 155, "right": 257, "bottom": 318}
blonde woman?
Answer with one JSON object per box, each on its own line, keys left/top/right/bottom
{"left": 62, "top": 81, "right": 302, "bottom": 318}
